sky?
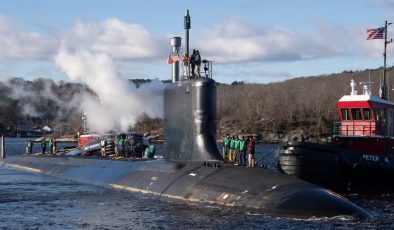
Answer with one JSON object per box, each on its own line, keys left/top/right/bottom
{"left": 0, "top": 0, "right": 394, "bottom": 84}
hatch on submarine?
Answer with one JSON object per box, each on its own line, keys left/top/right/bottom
{"left": 0, "top": 10, "right": 371, "bottom": 219}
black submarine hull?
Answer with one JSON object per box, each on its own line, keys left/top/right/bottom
{"left": 0, "top": 77, "right": 371, "bottom": 219}
{"left": 1, "top": 155, "right": 370, "bottom": 219}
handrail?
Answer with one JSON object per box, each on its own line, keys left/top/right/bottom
{"left": 333, "top": 121, "right": 379, "bottom": 136}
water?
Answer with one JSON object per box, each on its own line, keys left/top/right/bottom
{"left": 0, "top": 138, "right": 393, "bottom": 229}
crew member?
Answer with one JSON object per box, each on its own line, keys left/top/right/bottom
{"left": 41, "top": 139, "right": 46, "bottom": 155}
{"left": 182, "top": 52, "right": 190, "bottom": 79}
{"left": 100, "top": 138, "right": 107, "bottom": 157}
{"left": 129, "top": 137, "right": 136, "bottom": 159}
{"left": 52, "top": 138, "right": 56, "bottom": 154}
{"left": 48, "top": 138, "right": 53, "bottom": 154}
{"left": 222, "top": 134, "right": 230, "bottom": 162}
{"left": 124, "top": 138, "right": 130, "bottom": 158}
{"left": 234, "top": 136, "right": 240, "bottom": 165}
{"left": 229, "top": 135, "right": 236, "bottom": 163}
{"left": 25, "top": 140, "right": 33, "bottom": 155}
{"left": 144, "top": 145, "right": 156, "bottom": 159}
{"left": 190, "top": 49, "right": 196, "bottom": 78}
{"left": 195, "top": 50, "right": 201, "bottom": 78}
{"left": 247, "top": 136, "right": 255, "bottom": 168}
{"left": 77, "top": 130, "right": 81, "bottom": 147}
{"left": 118, "top": 134, "right": 126, "bottom": 157}
{"left": 239, "top": 136, "right": 247, "bottom": 166}
{"left": 115, "top": 136, "right": 120, "bottom": 157}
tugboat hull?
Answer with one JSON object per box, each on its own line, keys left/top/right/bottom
{"left": 278, "top": 140, "right": 394, "bottom": 193}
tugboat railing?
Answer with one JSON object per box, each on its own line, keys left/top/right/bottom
{"left": 333, "top": 121, "right": 378, "bottom": 136}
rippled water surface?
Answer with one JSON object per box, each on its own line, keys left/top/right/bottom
{"left": 1, "top": 138, "right": 393, "bottom": 229}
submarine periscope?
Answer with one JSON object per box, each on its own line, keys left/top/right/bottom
{"left": 0, "top": 10, "right": 370, "bottom": 219}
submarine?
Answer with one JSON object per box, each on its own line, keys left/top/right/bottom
{"left": 0, "top": 10, "right": 371, "bottom": 219}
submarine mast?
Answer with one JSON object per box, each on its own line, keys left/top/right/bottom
{"left": 184, "top": 9, "right": 191, "bottom": 56}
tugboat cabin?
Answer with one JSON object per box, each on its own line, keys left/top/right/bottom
{"left": 333, "top": 80, "right": 394, "bottom": 155}
{"left": 335, "top": 80, "right": 394, "bottom": 137}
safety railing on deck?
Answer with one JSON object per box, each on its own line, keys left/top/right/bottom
{"left": 202, "top": 60, "right": 213, "bottom": 79}
{"left": 332, "top": 121, "right": 378, "bottom": 136}
{"left": 185, "top": 60, "right": 213, "bottom": 80}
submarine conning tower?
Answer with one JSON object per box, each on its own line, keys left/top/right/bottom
{"left": 164, "top": 36, "right": 221, "bottom": 162}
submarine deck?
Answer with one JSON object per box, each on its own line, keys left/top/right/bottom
{"left": 0, "top": 155, "right": 371, "bottom": 219}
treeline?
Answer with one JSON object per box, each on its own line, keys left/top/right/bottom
{"left": 1, "top": 67, "right": 393, "bottom": 139}
{"left": 0, "top": 78, "right": 94, "bottom": 136}
{"left": 217, "top": 67, "right": 394, "bottom": 139}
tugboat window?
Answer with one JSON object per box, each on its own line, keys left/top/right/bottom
{"left": 351, "top": 108, "right": 362, "bottom": 120}
{"left": 375, "top": 109, "right": 385, "bottom": 122}
{"left": 341, "top": 109, "right": 350, "bottom": 120}
{"left": 363, "top": 108, "right": 371, "bottom": 120}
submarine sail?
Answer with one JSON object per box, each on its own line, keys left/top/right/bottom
{"left": 164, "top": 78, "right": 221, "bottom": 161}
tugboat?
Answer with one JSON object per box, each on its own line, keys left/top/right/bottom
{"left": 278, "top": 21, "right": 394, "bottom": 193}
{"left": 278, "top": 79, "right": 394, "bottom": 192}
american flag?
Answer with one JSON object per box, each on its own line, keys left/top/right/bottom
{"left": 167, "top": 52, "right": 180, "bottom": 64}
{"left": 367, "top": 27, "right": 385, "bottom": 40}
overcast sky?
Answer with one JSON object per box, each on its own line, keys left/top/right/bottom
{"left": 0, "top": 0, "right": 394, "bottom": 84}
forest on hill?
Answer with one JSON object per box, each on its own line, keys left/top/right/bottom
{"left": 0, "top": 78, "right": 95, "bottom": 136}
{"left": 1, "top": 67, "right": 393, "bottom": 141}
{"left": 217, "top": 67, "right": 394, "bottom": 140}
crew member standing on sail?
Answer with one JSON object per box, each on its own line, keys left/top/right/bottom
{"left": 190, "top": 49, "right": 196, "bottom": 78}
{"left": 195, "top": 50, "right": 201, "bottom": 78}
{"left": 182, "top": 52, "right": 190, "bottom": 79}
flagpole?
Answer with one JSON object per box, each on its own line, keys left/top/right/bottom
{"left": 383, "top": 20, "right": 393, "bottom": 100}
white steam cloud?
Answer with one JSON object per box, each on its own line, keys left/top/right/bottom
{"left": 54, "top": 19, "right": 166, "bottom": 134}
{"left": 55, "top": 48, "right": 164, "bottom": 134}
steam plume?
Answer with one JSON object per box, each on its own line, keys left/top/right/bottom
{"left": 55, "top": 48, "right": 164, "bottom": 134}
